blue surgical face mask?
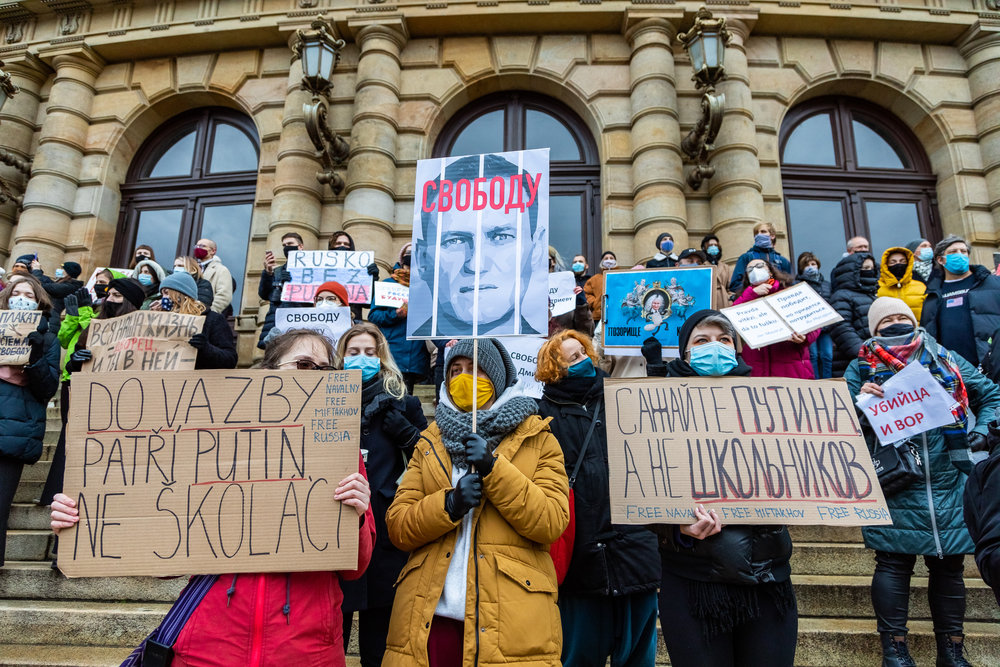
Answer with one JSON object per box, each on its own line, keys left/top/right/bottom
{"left": 688, "top": 341, "right": 738, "bottom": 377}
{"left": 754, "top": 233, "right": 773, "bottom": 249}
{"left": 803, "top": 266, "right": 819, "bottom": 277}
{"left": 55, "top": 268, "right": 66, "bottom": 279}
{"left": 571, "top": 262, "right": 585, "bottom": 273}
{"left": 173, "top": 265, "right": 187, "bottom": 274}
{"left": 660, "top": 239, "right": 674, "bottom": 253}
{"left": 137, "top": 273, "right": 153, "bottom": 286}
{"left": 706, "top": 245, "right": 720, "bottom": 257}
{"left": 566, "top": 357, "right": 596, "bottom": 378}
{"left": 344, "top": 354, "right": 381, "bottom": 382}
{"left": 917, "top": 248, "right": 933, "bottom": 262}
{"left": 944, "top": 253, "right": 970, "bottom": 275}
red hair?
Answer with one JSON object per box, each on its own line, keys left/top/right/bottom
{"left": 535, "top": 329, "right": 598, "bottom": 384}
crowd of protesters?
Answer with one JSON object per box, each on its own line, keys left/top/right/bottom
{"left": 1, "top": 221, "right": 999, "bottom": 667}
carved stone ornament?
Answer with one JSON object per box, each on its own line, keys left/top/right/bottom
{"left": 299, "top": 0, "right": 318, "bottom": 6}
{"left": 5, "top": 21, "right": 26, "bottom": 44}
{"left": 59, "top": 11, "right": 83, "bottom": 34}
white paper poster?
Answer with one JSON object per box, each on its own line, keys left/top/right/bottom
{"left": 500, "top": 336, "right": 546, "bottom": 399}
{"left": 548, "top": 271, "right": 577, "bottom": 317}
{"left": 855, "top": 362, "right": 959, "bottom": 445}
{"left": 275, "top": 306, "right": 353, "bottom": 347}
{"left": 280, "top": 250, "right": 375, "bottom": 304}
{"left": 373, "top": 281, "right": 410, "bottom": 308}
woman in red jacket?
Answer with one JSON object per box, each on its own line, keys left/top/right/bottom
{"left": 733, "top": 258, "right": 819, "bottom": 379}
{"left": 50, "top": 329, "right": 375, "bottom": 667}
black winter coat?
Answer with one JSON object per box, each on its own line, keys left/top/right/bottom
{"left": 0, "top": 329, "right": 60, "bottom": 463}
{"left": 537, "top": 372, "right": 661, "bottom": 597}
{"left": 194, "top": 310, "right": 238, "bottom": 369}
{"left": 964, "top": 450, "right": 1000, "bottom": 606}
{"left": 921, "top": 264, "right": 1000, "bottom": 366}
{"left": 656, "top": 359, "right": 793, "bottom": 586}
{"left": 827, "top": 253, "right": 878, "bottom": 376}
{"left": 341, "top": 379, "right": 427, "bottom": 611}
{"left": 794, "top": 270, "right": 831, "bottom": 302}
{"left": 255, "top": 265, "right": 307, "bottom": 349}
{"left": 31, "top": 270, "right": 82, "bottom": 330}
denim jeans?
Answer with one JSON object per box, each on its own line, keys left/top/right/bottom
{"left": 809, "top": 331, "right": 834, "bottom": 379}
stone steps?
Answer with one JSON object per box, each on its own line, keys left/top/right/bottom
{"left": 791, "top": 542, "right": 982, "bottom": 578}
{"left": 0, "top": 600, "right": 170, "bottom": 648}
{"left": 0, "top": 562, "right": 186, "bottom": 603}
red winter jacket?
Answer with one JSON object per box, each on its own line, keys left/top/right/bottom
{"left": 172, "top": 452, "right": 376, "bottom": 667}
{"left": 733, "top": 282, "right": 819, "bottom": 380}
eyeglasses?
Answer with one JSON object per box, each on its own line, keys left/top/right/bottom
{"left": 315, "top": 297, "right": 343, "bottom": 306}
{"left": 278, "top": 359, "right": 336, "bottom": 371}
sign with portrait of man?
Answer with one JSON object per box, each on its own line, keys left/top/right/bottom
{"left": 407, "top": 149, "right": 550, "bottom": 339}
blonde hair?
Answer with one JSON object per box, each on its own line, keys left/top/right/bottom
{"left": 335, "top": 322, "right": 407, "bottom": 400}
{"left": 174, "top": 256, "right": 204, "bottom": 280}
{"left": 164, "top": 289, "right": 207, "bottom": 316}
{"left": 753, "top": 222, "right": 776, "bottom": 236}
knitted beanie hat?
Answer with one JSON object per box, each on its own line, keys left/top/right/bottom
{"left": 160, "top": 271, "right": 199, "bottom": 301}
{"left": 61, "top": 261, "right": 83, "bottom": 278}
{"left": 314, "top": 281, "right": 349, "bottom": 306}
{"left": 905, "top": 239, "right": 928, "bottom": 255}
{"left": 109, "top": 277, "right": 146, "bottom": 309}
{"left": 446, "top": 338, "right": 517, "bottom": 391}
{"left": 868, "top": 296, "right": 917, "bottom": 337}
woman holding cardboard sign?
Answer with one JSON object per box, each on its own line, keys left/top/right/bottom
{"left": 847, "top": 297, "right": 1000, "bottom": 667}
{"left": 643, "top": 310, "right": 798, "bottom": 667}
{"left": 0, "top": 276, "right": 60, "bottom": 567}
{"left": 150, "top": 271, "right": 237, "bottom": 369}
{"left": 732, "top": 259, "right": 818, "bottom": 379}
{"left": 50, "top": 328, "right": 375, "bottom": 666}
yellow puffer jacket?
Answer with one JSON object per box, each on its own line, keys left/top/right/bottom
{"left": 877, "top": 246, "right": 926, "bottom": 321}
{"left": 384, "top": 416, "right": 569, "bottom": 667}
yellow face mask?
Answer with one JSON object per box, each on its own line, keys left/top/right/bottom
{"left": 449, "top": 373, "right": 494, "bottom": 412}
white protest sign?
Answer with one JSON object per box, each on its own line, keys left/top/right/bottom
{"left": 276, "top": 306, "right": 352, "bottom": 347}
{"left": 766, "top": 282, "right": 842, "bottom": 336}
{"left": 855, "top": 362, "right": 959, "bottom": 445}
{"left": 373, "top": 282, "right": 410, "bottom": 308}
{"left": 500, "top": 336, "right": 545, "bottom": 399}
{"left": 281, "top": 251, "right": 375, "bottom": 304}
{"left": 407, "top": 149, "right": 550, "bottom": 339}
{"left": 720, "top": 300, "right": 794, "bottom": 349}
{"left": 548, "top": 271, "right": 577, "bottom": 317}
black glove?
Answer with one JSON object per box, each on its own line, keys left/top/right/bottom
{"left": 641, "top": 336, "right": 662, "bottom": 366}
{"left": 383, "top": 408, "right": 420, "bottom": 447}
{"left": 367, "top": 262, "right": 379, "bottom": 278}
{"left": 969, "top": 432, "right": 988, "bottom": 453}
{"left": 66, "top": 348, "right": 92, "bottom": 373}
{"left": 74, "top": 287, "right": 92, "bottom": 309}
{"left": 986, "top": 419, "right": 1000, "bottom": 454}
{"left": 26, "top": 331, "right": 45, "bottom": 364}
{"left": 463, "top": 433, "right": 495, "bottom": 476}
{"left": 444, "top": 472, "right": 482, "bottom": 521}
{"left": 64, "top": 294, "right": 79, "bottom": 317}
{"left": 188, "top": 333, "right": 207, "bottom": 350}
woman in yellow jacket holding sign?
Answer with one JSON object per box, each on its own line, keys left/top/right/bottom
{"left": 385, "top": 338, "right": 569, "bottom": 667}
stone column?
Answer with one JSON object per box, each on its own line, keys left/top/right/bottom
{"left": 707, "top": 12, "right": 765, "bottom": 260}
{"left": 959, "top": 22, "right": 1000, "bottom": 234}
{"left": 268, "top": 35, "right": 324, "bottom": 250}
{"left": 625, "top": 14, "right": 688, "bottom": 259}
{"left": 341, "top": 18, "right": 407, "bottom": 266}
{"left": 0, "top": 54, "right": 50, "bottom": 266}
{"left": 10, "top": 46, "right": 103, "bottom": 271}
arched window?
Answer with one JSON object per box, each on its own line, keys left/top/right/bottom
{"left": 780, "top": 97, "right": 939, "bottom": 274}
{"left": 435, "top": 92, "right": 601, "bottom": 267}
{"left": 115, "top": 107, "right": 259, "bottom": 313}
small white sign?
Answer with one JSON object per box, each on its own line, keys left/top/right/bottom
{"left": 373, "top": 282, "right": 410, "bottom": 308}
{"left": 276, "top": 306, "right": 353, "bottom": 347}
{"left": 548, "top": 271, "right": 577, "bottom": 317}
{"left": 855, "top": 362, "right": 959, "bottom": 445}
{"left": 499, "top": 336, "right": 546, "bottom": 399}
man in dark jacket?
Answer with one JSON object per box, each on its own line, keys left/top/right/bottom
{"left": 257, "top": 232, "right": 308, "bottom": 349}
{"left": 31, "top": 260, "right": 84, "bottom": 327}
{"left": 920, "top": 234, "right": 1000, "bottom": 367}
{"left": 828, "top": 252, "right": 878, "bottom": 376}
{"left": 728, "top": 222, "right": 793, "bottom": 293}
{"left": 964, "top": 426, "right": 1000, "bottom": 606}
{"left": 646, "top": 232, "right": 678, "bottom": 268}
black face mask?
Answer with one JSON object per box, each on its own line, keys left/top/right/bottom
{"left": 94, "top": 284, "right": 110, "bottom": 299}
{"left": 879, "top": 323, "right": 914, "bottom": 338}
{"left": 402, "top": 254, "right": 411, "bottom": 267}
{"left": 282, "top": 245, "right": 296, "bottom": 259}
{"left": 859, "top": 269, "right": 877, "bottom": 280}
{"left": 102, "top": 301, "right": 122, "bottom": 318}
{"left": 887, "top": 264, "right": 907, "bottom": 280}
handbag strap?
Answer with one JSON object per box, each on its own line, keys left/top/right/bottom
{"left": 569, "top": 402, "right": 602, "bottom": 489}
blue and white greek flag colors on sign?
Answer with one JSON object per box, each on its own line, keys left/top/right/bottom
{"left": 407, "top": 149, "right": 550, "bottom": 340}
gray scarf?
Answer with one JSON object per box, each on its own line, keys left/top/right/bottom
{"left": 435, "top": 396, "right": 538, "bottom": 469}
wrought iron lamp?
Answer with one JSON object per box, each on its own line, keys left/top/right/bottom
{"left": 0, "top": 59, "right": 27, "bottom": 207}
{"left": 678, "top": 8, "right": 732, "bottom": 190}
{"left": 295, "top": 17, "right": 350, "bottom": 195}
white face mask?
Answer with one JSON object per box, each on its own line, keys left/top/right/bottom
{"left": 748, "top": 267, "right": 771, "bottom": 285}
{"left": 601, "top": 258, "right": 617, "bottom": 269}
{"left": 9, "top": 295, "right": 38, "bottom": 311}
{"left": 55, "top": 269, "right": 66, "bottom": 279}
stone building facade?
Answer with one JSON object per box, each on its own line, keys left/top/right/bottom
{"left": 1, "top": 0, "right": 998, "bottom": 361}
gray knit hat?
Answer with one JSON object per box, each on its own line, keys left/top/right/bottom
{"left": 905, "top": 239, "right": 928, "bottom": 254}
{"left": 446, "top": 338, "right": 517, "bottom": 391}
{"left": 868, "top": 296, "right": 917, "bottom": 337}
{"left": 934, "top": 234, "right": 968, "bottom": 260}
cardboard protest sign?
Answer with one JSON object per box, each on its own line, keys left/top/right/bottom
{"left": 276, "top": 306, "right": 352, "bottom": 347}
{"left": 59, "top": 369, "right": 362, "bottom": 577}
{"left": 407, "top": 149, "right": 550, "bottom": 339}
{"left": 500, "top": 336, "right": 546, "bottom": 399}
{"left": 0, "top": 310, "right": 43, "bottom": 364}
{"left": 373, "top": 281, "right": 409, "bottom": 309}
{"left": 548, "top": 271, "right": 577, "bottom": 317}
{"left": 721, "top": 283, "right": 841, "bottom": 349}
{"left": 603, "top": 267, "right": 714, "bottom": 358}
{"left": 85, "top": 267, "right": 133, "bottom": 301}
{"left": 281, "top": 251, "right": 375, "bottom": 304}
{"left": 605, "top": 377, "right": 892, "bottom": 526}
{"left": 855, "top": 362, "right": 959, "bottom": 445}
{"left": 83, "top": 310, "right": 203, "bottom": 373}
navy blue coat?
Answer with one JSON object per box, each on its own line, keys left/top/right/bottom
{"left": 920, "top": 264, "right": 1000, "bottom": 366}
{"left": 0, "top": 330, "right": 60, "bottom": 464}
{"left": 728, "top": 246, "right": 793, "bottom": 294}
{"left": 368, "top": 275, "right": 430, "bottom": 377}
